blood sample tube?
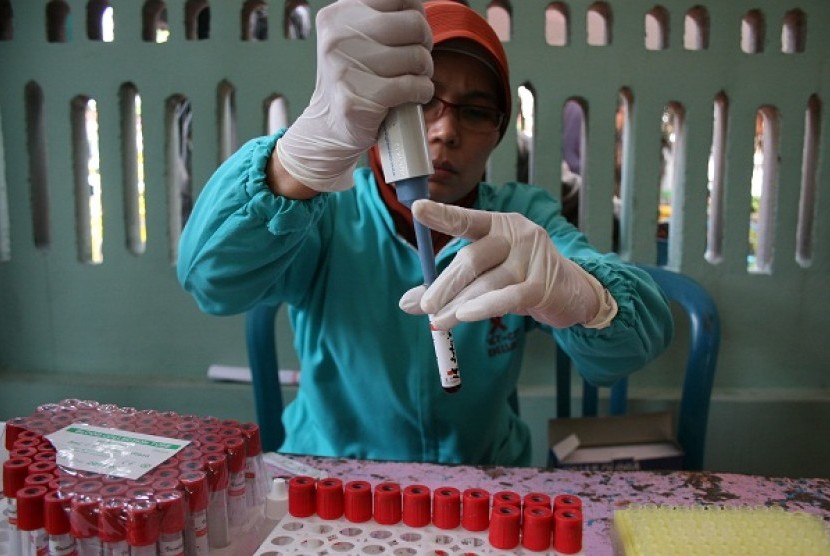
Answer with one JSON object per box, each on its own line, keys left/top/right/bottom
{"left": 522, "top": 505, "right": 554, "bottom": 552}
{"left": 3, "top": 456, "right": 32, "bottom": 556}
{"left": 315, "top": 478, "right": 344, "bottom": 520}
{"left": 489, "top": 504, "right": 521, "bottom": 550}
{"left": 238, "top": 423, "right": 267, "bottom": 508}
{"left": 179, "top": 470, "right": 209, "bottom": 556}
{"left": 461, "top": 488, "right": 490, "bottom": 532}
{"left": 203, "top": 453, "right": 230, "bottom": 548}
{"left": 44, "top": 490, "right": 76, "bottom": 556}
{"left": 287, "top": 476, "right": 316, "bottom": 518}
{"left": 223, "top": 437, "right": 247, "bottom": 528}
{"left": 492, "top": 490, "right": 521, "bottom": 510}
{"left": 99, "top": 496, "right": 129, "bottom": 556}
{"left": 373, "top": 482, "right": 402, "bottom": 525}
{"left": 553, "top": 508, "right": 583, "bottom": 555}
{"left": 70, "top": 493, "right": 103, "bottom": 556}
{"left": 156, "top": 490, "right": 186, "bottom": 556}
{"left": 17, "top": 485, "right": 49, "bottom": 556}
{"left": 343, "top": 481, "right": 372, "bottom": 523}
{"left": 126, "top": 498, "right": 160, "bottom": 556}
{"left": 432, "top": 487, "right": 461, "bottom": 530}
{"left": 402, "top": 485, "right": 431, "bottom": 528}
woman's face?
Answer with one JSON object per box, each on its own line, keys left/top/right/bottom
{"left": 425, "top": 49, "right": 502, "bottom": 204}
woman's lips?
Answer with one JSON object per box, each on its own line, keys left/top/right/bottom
{"left": 431, "top": 161, "right": 457, "bottom": 181}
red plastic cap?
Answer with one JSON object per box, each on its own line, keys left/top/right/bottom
{"left": 288, "top": 476, "right": 317, "bottom": 518}
{"left": 522, "top": 505, "right": 554, "bottom": 552}
{"left": 4, "top": 417, "right": 28, "bottom": 450}
{"left": 179, "top": 471, "right": 209, "bottom": 513}
{"left": 461, "top": 488, "right": 490, "bottom": 532}
{"left": 156, "top": 490, "right": 186, "bottom": 534}
{"left": 432, "top": 486, "right": 460, "bottom": 530}
{"left": 70, "top": 493, "right": 103, "bottom": 538}
{"left": 9, "top": 447, "right": 38, "bottom": 460}
{"left": 99, "top": 483, "right": 129, "bottom": 498}
{"left": 554, "top": 494, "right": 582, "bottom": 512}
{"left": 524, "top": 492, "right": 552, "bottom": 510}
{"left": 3, "top": 457, "right": 32, "bottom": 497}
{"left": 16, "top": 485, "right": 48, "bottom": 531}
{"left": 223, "top": 437, "right": 247, "bottom": 473}
{"left": 24, "top": 473, "right": 54, "bottom": 488}
{"left": 239, "top": 422, "right": 262, "bottom": 456}
{"left": 203, "top": 453, "right": 229, "bottom": 491}
{"left": 74, "top": 479, "right": 103, "bottom": 495}
{"left": 553, "top": 508, "right": 583, "bottom": 555}
{"left": 492, "top": 490, "right": 521, "bottom": 509}
{"left": 316, "top": 478, "right": 345, "bottom": 520}
{"left": 44, "top": 490, "right": 73, "bottom": 535}
{"left": 127, "top": 498, "right": 160, "bottom": 547}
{"left": 402, "top": 484, "right": 432, "bottom": 528}
{"left": 98, "top": 496, "right": 128, "bottom": 542}
{"left": 373, "top": 482, "right": 402, "bottom": 525}
{"left": 27, "top": 461, "right": 58, "bottom": 476}
{"left": 344, "top": 480, "right": 372, "bottom": 523}
{"left": 488, "top": 504, "right": 521, "bottom": 550}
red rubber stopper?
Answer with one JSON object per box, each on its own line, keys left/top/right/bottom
{"left": 27, "top": 461, "right": 58, "bottom": 476}
{"left": 553, "top": 494, "right": 582, "bottom": 512}
{"left": 75, "top": 479, "right": 103, "bottom": 495}
{"left": 522, "top": 505, "right": 554, "bottom": 552}
{"left": 70, "top": 493, "right": 103, "bottom": 539}
{"left": 373, "top": 482, "right": 402, "bottom": 525}
{"left": 492, "top": 490, "right": 521, "bottom": 509}
{"left": 524, "top": 492, "right": 552, "bottom": 510}
{"left": 316, "top": 478, "right": 344, "bottom": 520}
{"left": 199, "top": 441, "right": 226, "bottom": 456}
{"left": 33, "top": 451, "right": 57, "bottom": 463}
{"left": 461, "top": 488, "right": 490, "bottom": 532}
{"left": 177, "top": 446, "right": 203, "bottom": 462}
{"left": 179, "top": 471, "right": 209, "bottom": 513}
{"left": 488, "top": 503, "right": 521, "bottom": 550}
{"left": 288, "top": 475, "right": 317, "bottom": 518}
{"left": 203, "top": 453, "right": 229, "bottom": 492}
{"left": 44, "top": 490, "right": 72, "bottom": 535}
{"left": 153, "top": 478, "right": 181, "bottom": 493}
{"left": 344, "top": 480, "right": 372, "bottom": 523}
{"left": 3, "top": 457, "right": 32, "bottom": 498}
{"left": 16, "top": 485, "right": 48, "bottom": 532}
{"left": 24, "top": 473, "right": 54, "bottom": 488}
{"left": 156, "top": 490, "right": 186, "bottom": 534}
{"left": 402, "top": 484, "right": 431, "bottom": 528}
{"left": 4, "top": 417, "right": 28, "bottom": 450}
{"left": 223, "top": 437, "right": 247, "bottom": 473}
{"left": 98, "top": 496, "right": 128, "bottom": 542}
{"left": 432, "top": 486, "right": 460, "bottom": 530}
{"left": 10, "top": 447, "right": 38, "bottom": 460}
{"left": 553, "top": 508, "right": 583, "bottom": 554}
{"left": 49, "top": 477, "right": 78, "bottom": 495}
{"left": 127, "top": 498, "right": 160, "bottom": 548}
{"left": 178, "top": 460, "right": 203, "bottom": 474}
{"left": 239, "top": 422, "right": 263, "bottom": 457}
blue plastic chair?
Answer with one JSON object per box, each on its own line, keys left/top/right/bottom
{"left": 245, "top": 303, "right": 286, "bottom": 453}
{"left": 555, "top": 264, "right": 720, "bottom": 470}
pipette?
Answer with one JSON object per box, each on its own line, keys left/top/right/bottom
{"left": 378, "top": 103, "right": 462, "bottom": 393}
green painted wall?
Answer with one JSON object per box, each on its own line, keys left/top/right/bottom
{"left": 1, "top": 0, "right": 829, "bottom": 477}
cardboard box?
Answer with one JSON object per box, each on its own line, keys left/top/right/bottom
{"left": 548, "top": 411, "right": 684, "bottom": 471}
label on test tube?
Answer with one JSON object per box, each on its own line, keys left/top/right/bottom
{"left": 430, "top": 320, "right": 461, "bottom": 391}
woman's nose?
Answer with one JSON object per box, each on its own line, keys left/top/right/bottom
{"left": 427, "top": 108, "right": 461, "bottom": 145}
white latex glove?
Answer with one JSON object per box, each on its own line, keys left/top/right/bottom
{"left": 276, "top": 0, "right": 434, "bottom": 192}
{"left": 399, "top": 200, "right": 618, "bottom": 330}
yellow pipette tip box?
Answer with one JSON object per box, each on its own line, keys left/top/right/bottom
{"left": 613, "top": 504, "right": 830, "bottom": 555}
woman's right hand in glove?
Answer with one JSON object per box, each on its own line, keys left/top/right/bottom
{"left": 274, "top": 0, "right": 434, "bottom": 194}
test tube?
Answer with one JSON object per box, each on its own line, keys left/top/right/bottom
{"left": 44, "top": 490, "right": 76, "bottom": 556}
{"left": 179, "top": 471, "right": 209, "bottom": 556}
{"left": 126, "top": 498, "right": 160, "bottom": 556}
{"left": 16, "top": 485, "right": 49, "bottom": 556}
{"left": 99, "top": 496, "right": 129, "bottom": 556}
{"left": 202, "top": 453, "right": 230, "bottom": 548}
{"left": 156, "top": 490, "right": 186, "bottom": 556}
{"left": 223, "top": 437, "right": 247, "bottom": 528}
{"left": 239, "top": 423, "right": 267, "bottom": 509}
{"left": 69, "top": 492, "right": 103, "bottom": 556}
{"left": 3, "top": 456, "right": 32, "bottom": 556}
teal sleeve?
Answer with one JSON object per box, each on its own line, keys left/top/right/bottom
{"left": 176, "top": 132, "right": 328, "bottom": 315}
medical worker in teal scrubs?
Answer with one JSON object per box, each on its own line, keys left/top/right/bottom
{"left": 177, "top": 0, "right": 673, "bottom": 466}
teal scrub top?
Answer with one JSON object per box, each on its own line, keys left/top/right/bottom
{"left": 178, "top": 132, "right": 673, "bottom": 466}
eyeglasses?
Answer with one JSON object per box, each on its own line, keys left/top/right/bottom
{"left": 422, "top": 96, "right": 504, "bottom": 133}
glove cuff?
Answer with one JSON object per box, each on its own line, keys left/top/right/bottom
{"left": 276, "top": 132, "right": 359, "bottom": 193}
{"left": 581, "top": 271, "right": 618, "bottom": 329}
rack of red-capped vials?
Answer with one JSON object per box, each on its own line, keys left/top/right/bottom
{"left": 284, "top": 475, "right": 584, "bottom": 554}
{"left": 2, "top": 399, "right": 271, "bottom": 556}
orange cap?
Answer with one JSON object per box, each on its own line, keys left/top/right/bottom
{"left": 425, "top": 0, "right": 511, "bottom": 137}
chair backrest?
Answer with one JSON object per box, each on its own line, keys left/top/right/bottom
{"left": 555, "top": 264, "right": 721, "bottom": 470}
{"left": 245, "top": 303, "right": 285, "bottom": 453}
